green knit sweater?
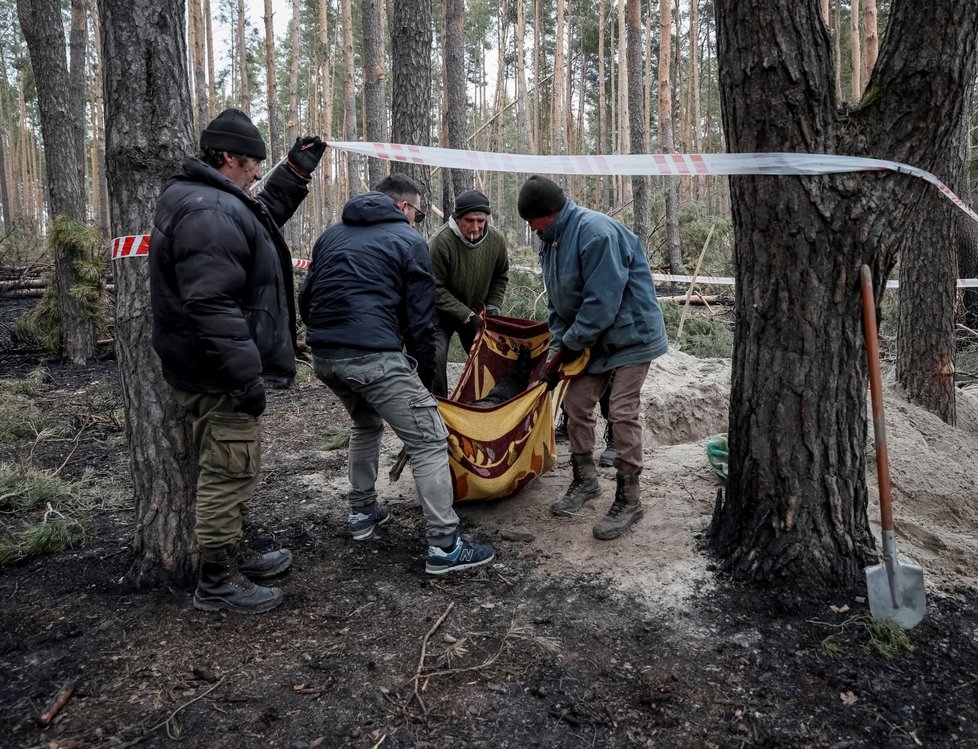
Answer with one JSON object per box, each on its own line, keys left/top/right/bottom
{"left": 428, "top": 220, "right": 509, "bottom": 325}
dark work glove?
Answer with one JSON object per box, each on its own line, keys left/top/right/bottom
{"left": 460, "top": 312, "right": 482, "bottom": 340}
{"left": 539, "top": 369, "right": 560, "bottom": 392}
{"left": 231, "top": 380, "right": 266, "bottom": 418}
{"left": 485, "top": 305, "right": 501, "bottom": 317}
{"left": 287, "top": 136, "right": 327, "bottom": 178}
{"left": 559, "top": 343, "right": 584, "bottom": 365}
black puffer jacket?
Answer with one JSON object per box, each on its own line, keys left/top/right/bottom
{"left": 150, "top": 157, "right": 308, "bottom": 393}
{"left": 298, "top": 192, "right": 437, "bottom": 374}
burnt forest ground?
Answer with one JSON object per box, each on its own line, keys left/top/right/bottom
{"left": 1, "top": 288, "right": 978, "bottom": 749}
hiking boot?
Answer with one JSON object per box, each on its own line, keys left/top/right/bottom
{"left": 237, "top": 546, "right": 293, "bottom": 580}
{"left": 349, "top": 503, "right": 391, "bottom": 541}
{"left": 551, "top": 453, "right": 602, "bottom": 515}
{"left": 425, "top": 535, "right": 495, "bottom": 575}
{"left": 598, "top": 423, "right": 616, "bottom": 467}
{"left": 593, "top": 473, "right": 644, "bottom": 540}
{"left": 194, "top": 545, "right": 283, "bottom": 614}
{"left": 554, "top": 410, "right": 569, "bottom": 443}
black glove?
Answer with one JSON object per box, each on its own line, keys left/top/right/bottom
{"left": 539, "top": 369, "right": 560, "bottom": 391}
{"left": 460, "top": 312, "right": 482, "bottom": 340}
{"left": 485, "top": 305, "right": 501, "bottom": 317}
{"left": 287, "top": 136, "right": 327, "bottom": 178}
{"left": 559, "top": 343, "right": 584, "bottom": 365}
{"left": 231, "top": 380, "right": 266, "bottom": 418}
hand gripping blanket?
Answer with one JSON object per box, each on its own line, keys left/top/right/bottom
{"left": 436, "top": 314, "right": 588, "bottom": 502}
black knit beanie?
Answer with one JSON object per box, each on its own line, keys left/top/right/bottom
{"left": 453, "top": 190, "right": 492, "bottom": 220}
{"left": 200, "top": 108, "right": 267, "bottom": 160}
{"left": 518, "top": 176, "right": 566, "bottom": 219}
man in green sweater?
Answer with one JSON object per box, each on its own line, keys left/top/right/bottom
{"left": 429, "top": 189, "right": 510, "bottom": 396}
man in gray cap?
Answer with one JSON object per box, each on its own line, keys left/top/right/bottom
{"left": 428, "top": 189, "right": 510, "bottom": 397}
{"left": 518, "top": 175, "right": 668, "bottom": 540}
{"left": 149, "top": 108, "right": 326, "bottom": 613}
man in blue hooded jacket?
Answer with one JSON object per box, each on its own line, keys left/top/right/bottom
{"left": 518, "top": 175, "right": 668, "bottom": 540}
{"left": 299, "top": 174, "right": 495, "bottom": 575}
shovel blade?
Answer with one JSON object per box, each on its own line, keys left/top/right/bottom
{"left": 865, "top": 560, "right": 926, "bottom": 630}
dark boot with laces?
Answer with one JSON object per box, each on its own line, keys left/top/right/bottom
{"left": 194, "top": 545, "right": 283, "bottom": 614}
{"left": 551, "top": 453, "right": 603, "bottom": 515}
{"left": 592, "top": 472, "right": 644, "bottom": 540}
{"left": 237, "top": 545, "right": 293, "bottom": 580}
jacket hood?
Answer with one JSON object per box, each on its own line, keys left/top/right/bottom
{"left": 342, "top": 191, "right": 410, "bottom": 227}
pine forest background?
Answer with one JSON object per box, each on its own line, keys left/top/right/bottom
{"left": 3, "top": 0, "right": 975, "bottom": 274}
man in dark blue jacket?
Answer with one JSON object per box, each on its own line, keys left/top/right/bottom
{"left": 299, "top": 174, "right": 495, "bottom": 576}
{"left": 150, "top": 108, "right": 325, "bottom": 613}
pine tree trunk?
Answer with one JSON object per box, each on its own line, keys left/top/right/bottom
{"left": 658, "top": 0, "right": 681, "bottom": 273}
{"left": 204, "top": 0, "right": 215, "bottom": 121}
{"left": 98, "top": 0, "right": 198, "bottom": 588}
{"left": 362, "top": 0, "right": 388, "bottom": 189}
{"left": 317, "top": 0, "right": 333, "bottom": 224}
{"left": 18, "top": 0, "right": 95, "bottom": 364}
{"left": 340, "top": 0, "right": 360, "bottom": 193}
{"left": 443, "top": 0, "right": 472, "bottom": 209}
{"left": 712, "top": 0, "right": 978, "bottom": 593}
{"left": 861, "top": 0, "right": 878, "bottom": 89}
{"left": 627, "top": 0, "right": 649, "bottom": 248}
{"left": 391, "top": 0, "right": 432, "bottom": 204}
{"left": 850, "top": 0, "right": 861, "bottom": 100}
{"left": 237, "top": 0, "right": 249, "bottom": 113}
{"left": 262, "top": 0, "right": 279, "bottom": 161}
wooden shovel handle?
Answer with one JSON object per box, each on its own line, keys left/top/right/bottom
{"left": 860, "top": 265, "right": 894, "bottom": 532}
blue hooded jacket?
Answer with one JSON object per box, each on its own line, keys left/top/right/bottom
{"left": 538, "top": 199, "right": 668, "bottom": 372}
{"left": 298, "top": 191, "right": 437, "bottom": 373}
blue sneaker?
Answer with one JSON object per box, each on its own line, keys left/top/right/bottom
{"left": 425, "top": 535, "right": 495, "bottom": 575}
{"left": 349, "top": 504, "right": 391, "bottom": 541}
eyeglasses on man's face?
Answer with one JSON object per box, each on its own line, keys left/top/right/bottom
{"left": 401, "top": 199, "right": 426, "bottom": 225}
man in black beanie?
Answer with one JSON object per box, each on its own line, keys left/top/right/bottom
{"left": 517, "top": 175, "right": 669, "bottom": 541}
{"left": 149, "top": 108, "right": 327, "bottom": 614}
{"left": 428, "top": 189, "right": 509, "bottom": 396}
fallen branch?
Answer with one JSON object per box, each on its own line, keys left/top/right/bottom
{"left": 38, "top": 679, "right": 76, "bottom": 726}
{"left": 658, "top": 294, "right": 722, "bottom": 304}
{"left": 409, "top": 601, "right": 455, "bottom": 720}
{"left": 148, "top": 676, "right": 225, "bottom": 739}
{"left": 389, "top": 448, "right": 409, "bottom": 482}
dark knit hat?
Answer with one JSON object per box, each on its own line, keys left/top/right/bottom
{"left": 453, "top": 190, "right": 492, "bottom": 220}
{"left": 200, "top": 108, "right": 267, "bottom": 160}
{"left": 518, "top": 176, "right": 566, "bottom": 219}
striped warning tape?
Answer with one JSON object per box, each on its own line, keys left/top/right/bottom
{"left": 110, "top": 234, "right": 311, "bottom": 269}
{"left": 325, "top": 142, "right": 978, "bottom": 225}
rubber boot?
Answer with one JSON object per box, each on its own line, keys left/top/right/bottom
{"left": 593, "top": 472, "right": 644, "bottom": 540}
{"left": 598, "top": 423, "right": 616, "bottom": 467}
{"left": 551, "top": 453, "right": 603, "bottom": 516}
{"left": 238, "top": 546, "right": 293, "bottom": 580}
{"left": 194, "top": 545, "right": 284, "bottom": 614}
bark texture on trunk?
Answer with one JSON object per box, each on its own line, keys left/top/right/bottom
{"left": 391, "top": 0, "right": 432, "bottom": 205}
{"left": 98, "top": 0, "right": 198, "bottom": 588}
{"left": 444, "top": 0, "right": 473, "bottom": 210}
{"left": 362, "top": 0, "right": 388, "bottom": 189}
{"left": 712, "top": 0, "right": 978, "bottom": 593}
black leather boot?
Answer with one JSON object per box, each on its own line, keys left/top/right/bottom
{"left": 238, "top": 546, "right": 293, "bottom": 580}
{"left": 194, "top": 545, "right": 283, "bottom": 614}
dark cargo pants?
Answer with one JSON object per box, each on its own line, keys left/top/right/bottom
{"left": 173, "top": 390, "right": 260, "bottom": 550}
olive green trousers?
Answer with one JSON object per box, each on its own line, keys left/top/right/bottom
{"left": 173, "top": 390, "right": 260, "bottom": 549}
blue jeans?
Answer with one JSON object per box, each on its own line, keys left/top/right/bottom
{"left": 313, "top": 350, "right": 459, "bottom": 546}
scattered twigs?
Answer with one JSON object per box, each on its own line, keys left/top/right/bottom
{"left": 148, "top": 676, "right": 225, "bottom": 739}
{"left": 958, "top": 323, "right": 978, "bottom": 340}
{"left": 409, "top": 602, "right": 455, "bottom": 719}
{"left": 37, "top": 679, "right": 76, "bottom": 726}
{"left": 52, "top": 417, "right": 92, "bottom": 477}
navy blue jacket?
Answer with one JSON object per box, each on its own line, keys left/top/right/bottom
{"left": 150, "top": 157, "right": 308, "bottom": 393}
{"left": 298, "top": 192, "right": 437, "bottom": 374}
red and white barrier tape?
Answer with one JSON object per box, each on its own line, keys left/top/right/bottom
{"left": 511, "top": 266, "right": 978, "bottom": 289}
{"left": 110, "top": 234, "right": 311, "bottom": 269}
{"left": 326, "top": 141, "right": 978, "bottom": 225}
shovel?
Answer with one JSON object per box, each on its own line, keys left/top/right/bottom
{"left": 860, "top": 264, "right": 926, "bottom": 630}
